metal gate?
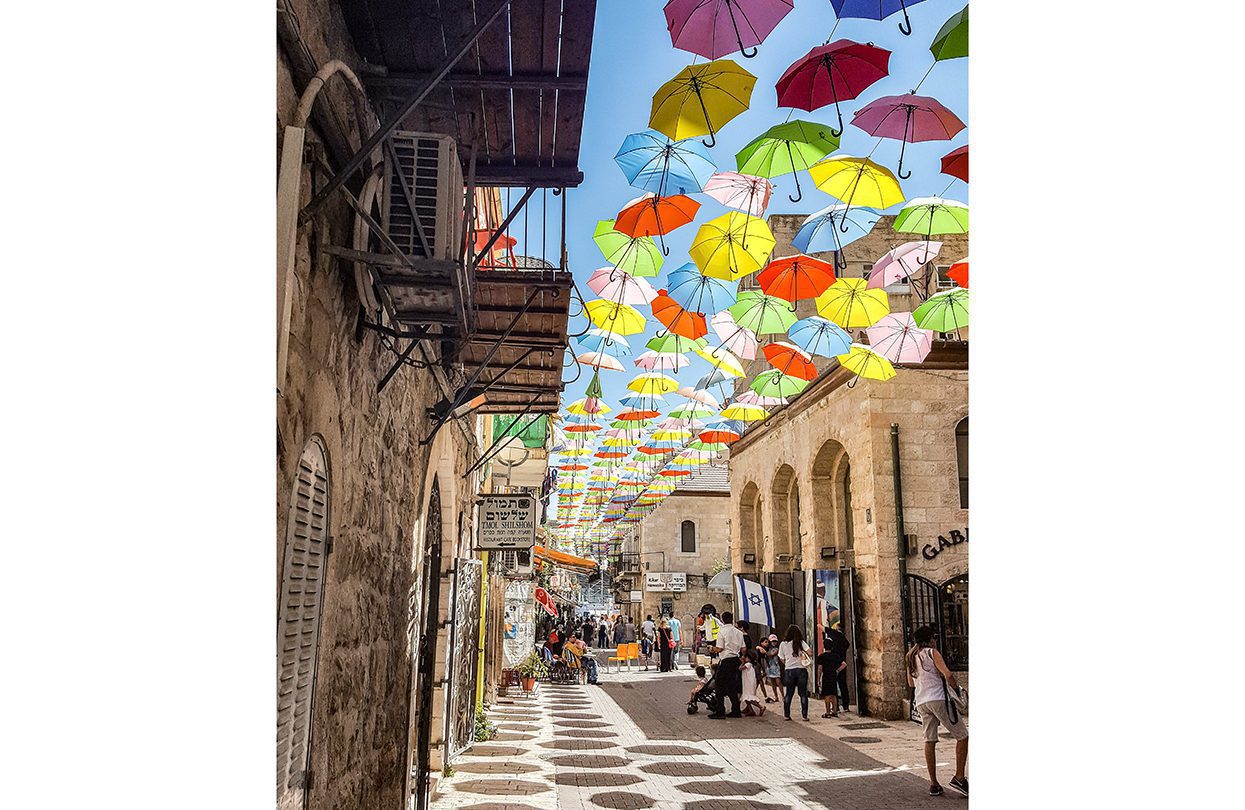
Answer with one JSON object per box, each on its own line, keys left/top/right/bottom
{"left": 763, "top": 571, "right": 805, "bottom": 636}
{"left": 905, "top": 574, "right": 946, "bottom": 651}
{"left": 839, "top": 567, "right": 865, "bottom": 715}
{"left": 444, "top": 558, "right": 483, "bottom": 760}
{"left": 905, "top": 573, "right": 969, "bottom": 720}
{"left": 411, "top": 482, "right": 443, "bottom": 810}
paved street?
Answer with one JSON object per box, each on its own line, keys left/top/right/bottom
{"left": 433, "top": 656, "right": 965, "bottom": 809}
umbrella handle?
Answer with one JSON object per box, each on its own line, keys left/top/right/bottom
{"left": 898, "top": 2, "right": 913, "bottom": 35}
{"left": 701, "top": 131, "right": 717, "bottom": 148}
{"left": 896, "top": 123, "right": 912, "bottom": 179}
{"left": 826, "top": 64, "right": 844, "bottom": 137}
{"left": 740, "top": 45, "right": 758, "bottom": 58}
{"left": 839, "top": 205, "right": 852, "bottom": 233}
{"left": 788, "top": 171, "right": 803, "bottom": 203}
{"left": 834, "top": 251, "right": 846, "bottom": 272}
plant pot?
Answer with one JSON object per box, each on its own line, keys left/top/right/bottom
{"left": 521, "top": 677, "right": 537, "bottom": 692}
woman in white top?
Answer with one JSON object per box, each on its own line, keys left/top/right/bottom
{"left": 776, "top": 624, "right": 811, "bottom": 721}
{"left": 906, "top": 625, "right": 968, "bottom": 797}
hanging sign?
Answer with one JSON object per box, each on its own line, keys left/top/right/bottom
{"left": 645, "top": 572, "right": 687, "bottom": 592}
{"left": 476, "top": 494, "right": 537, "bottom": 550}
{"left": 534, "top": 586, "right": 558, "bottom": 617}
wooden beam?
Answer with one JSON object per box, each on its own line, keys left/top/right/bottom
{"left": 471, "top": 165, "right": 584, "bottom": 187}
{"left": 367, "top": 72, "right": 588, "bottom": 91}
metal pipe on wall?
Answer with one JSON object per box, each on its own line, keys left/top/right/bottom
{"left": 891, "top": 423, "right": 911, "bottom": 653}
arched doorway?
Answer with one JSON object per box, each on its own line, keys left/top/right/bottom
{"left": 770, "top": 464, "right": 799, "bottom": 571}
{"left": 738, "top": 482, "right": 761, "bottom": 574}
{"left": 811, "top": 440, "right": 854, "bottom": 558}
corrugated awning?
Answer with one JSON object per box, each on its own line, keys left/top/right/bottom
{"left": 534, "top": 544, "right": 597, "bottom": 573}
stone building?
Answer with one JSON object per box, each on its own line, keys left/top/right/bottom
{"left": 727, "top": 214, "right": 968, "bottom": 720}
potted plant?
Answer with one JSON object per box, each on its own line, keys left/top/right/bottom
{"left": 515, "top": 650, "right": 547, "bottom": 692}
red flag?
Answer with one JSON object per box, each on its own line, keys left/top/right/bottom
{"left": 534, "top": 586, "right": 558, "bottom": 617}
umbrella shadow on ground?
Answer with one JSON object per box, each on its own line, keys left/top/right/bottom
{"left": 588, "top": 790, "right": 656, "bottom": 809}
{"left": 554, "top": 772, "right": 645, "bottom": 788}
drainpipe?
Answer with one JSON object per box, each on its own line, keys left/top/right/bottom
{"left": 891, "top": 422, "right": 911, "bottom": 659}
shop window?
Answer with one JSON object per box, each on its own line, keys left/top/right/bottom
{"left": 942, "top": 575, "right": 969, "bottom": 669}
{"left": 955, "top": 417, "right": 969, "bottom": 508}
{"left": 680, "top": 520, "right": 696, "bottom": 553}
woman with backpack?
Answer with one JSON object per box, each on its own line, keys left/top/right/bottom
{"left": 776, "top": 624, "right": 811, "bottom": 721}
{"left": 906, "top": 625, "right": 969, "bottom": 797}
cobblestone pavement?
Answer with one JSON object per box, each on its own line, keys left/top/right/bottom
{"left": 432, "top": 656, "right": 966, "bottom": 809}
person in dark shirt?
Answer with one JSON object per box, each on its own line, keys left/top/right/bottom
{"left": 824, "top": 624, "right": 851, "bottom": 712}
{"left": 817, "top": 629, "right": 848, "bottom": 717}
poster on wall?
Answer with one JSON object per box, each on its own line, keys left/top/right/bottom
{"left": 502, "top": 580, "right": 535, "bottom": 667}
{"left": 808, "top": 569, "right": 841, "bottom": 656}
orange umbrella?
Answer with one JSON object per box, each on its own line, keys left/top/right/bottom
{"left": 756, "top": 254, "right": 836, "bottom": 302}
{"left": 763, "top": 341, "right": 818, "bottom": 381}
{"left": 651, "top": 289, "right": 709, "bottom": 339}
{"left": 947, "top": 256, "right": 968, "bottom": 288}
{"left": 615, "top": 194, "right": 701, "bottom": 255}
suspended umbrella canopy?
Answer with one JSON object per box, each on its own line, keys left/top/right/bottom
{"left": 830, "top": 0, "right": 931, "bottom": 36}
{"left": 563, "top": 422, "right": 603, "bottom": 433}
{"left": 728, "top": 290, "right": 799, "bottom": 335}
{"left": 586, "top": 266, "right": 659, "bottom": 305}
{"left": 634, "top": 350, "right": 691, "bottom": 373}
{"left": 703, "top": 172, "right": 774, "bottom": 217}
{"left": 614, "top": 130, "right": 718, "bottom": 196}
{"left": 866, "top": 312, "right": 935, "bottom": 364}
{"left": 696, "top": 367, "right": 736, "bottom": 390}
{"left": 669, "top": 402, "right": 716, "bottom": 419}
{"left": 664, "top": 0, "right": 796, "bottom": 59}
{"left": 763, "top": 341, "right": 818, "bottom": 381}
{"left": 721, "top": 401, "right": 768, "bottom": 421}
{"left": 788, "top": 315, "right": 853, "bottom": 357}
{"left": 651, "top": 289, "right": 710, "bottom": 339}
{"left": 688, "top": 439, "right": 728, "bottom": 453}
{"left": 619, "top": 391, "right": 667, "bottom": 410}
{"left": 775, "top": 39, "right": 891, "bottom": 136}
{"left": 710, "top": 310, "right": 759, "bottom": 359}
{"left": 666, "top": 262, "right": 738, "bottom": 315}
{"left": 893, "top": 197, "right": 969, "bottom": 237}
{"left": 947, "top": 256, "right": 968, "bottom": 288}
{"left": 690, "top": 212, "right": 776, "bottom": 280}
{"left": 808, "top": 155, "right": 904, "bottom": 212}
{"left": 930, "top": 5, "right": 968, "bottom": 61}
{"left": 650, "top": 59, "right": 758, "bottom": 147}
{"left": 912, "top": 287, "right": 969, "bottom": 331}
{"left": 566, "top": 395, "right": 609, "bottom": 416}
{"left": 735, "top": 120, "right": 840, "bottom": 203}
{"left": 694, "top": 344, "right": 746, "bottom": 376}
{"left": 736, "top": 390, "right": 786, "bottom": 407}
{"left": 791, "top": 204, "right": 882, "bottom": 268}
{"left": 699, "top": 420, "right": 743, "bottom": 443}
{"left": 577, "top": 351, "right": 627, "bottom": 372}
{"left": 941, "top": 145, "right": 968, "bottom": 183}
{"left": 750, "top": 369, "right": 810, "bottom": 398}
{"left": 851, "top": 93, "right": 966, "bottom": 179}
{"left": 678, "top": 386, "right": 722, "bottom": 408}
{"left": 757, "top": 254, "right": 837, "bottom": 302}
{"left": 659, "top": 468, "right": 694, "bottom": 477}
{"left": 615, "top": 194, "right": 701, "bottom": 255}
{"left": 646, "top": 332, "right": 707, "bottom": 354}
{"left": 815, "top": 277, "right": 891, "bottom": 328}
{"left": 628, "top": 372, "right": 681, "bottom": 395}
{"left": 837, "top": 343, "right": 897, "bottom": 381}
{"left": 652, "top": 427, "right": 693, "bottom": 441}
{"left": 576, "top": 329, "right": 633, "bottom": 356}
{"left": 594, "top": 219, "right": 665, "bottom": 277}
{"left": 867, "top": 241, "right": 941, "bottom": 289}
{"left": 617, "top": 406, "right": 660, "bottom": 422}
{"left": 585, "top": 299, "right": 647, "bottom": 335}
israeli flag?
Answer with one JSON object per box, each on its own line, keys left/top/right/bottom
{"left": 734, "top": 575, "right": 775, "bottom": 628}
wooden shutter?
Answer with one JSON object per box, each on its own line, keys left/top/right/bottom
{"left": 277, "top": 438, "right": 330, "bottom": 809}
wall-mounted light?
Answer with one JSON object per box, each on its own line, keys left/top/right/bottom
{"left": 820, "top": 546, "right": 836, "bottom": 559}
{"left": 742, "top": 553, "right": 757, "bottom": 564}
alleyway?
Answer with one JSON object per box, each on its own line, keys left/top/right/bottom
{"left": 433, "top": 658, "right": 959, "bottom": 809}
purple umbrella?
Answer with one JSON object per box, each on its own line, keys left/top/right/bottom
{"left": 851, "top": 93, "right": 965, "bottom": 179}
{"left": 866, "top": 312, "right": 934, "bottom": 364}
{"left": 665, "top": 0, "right": 795, "bottom": 60}
{"left": 867, "top": 241, "right": 942, "bottom": 289}
{"left": 830, "top": 0, "right": 931, "bottom": 36}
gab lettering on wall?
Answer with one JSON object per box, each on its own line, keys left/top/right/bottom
{"left": 921, "top": 528, "right": 967, "bottom": 561}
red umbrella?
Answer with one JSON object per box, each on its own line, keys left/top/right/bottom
{"left": 664, "top": 0, "right": 795, "bottom": 60}
{"left": 651, "top": 289, "right": 709, "bottom": 339}
{"left": 947, "top": 257, "right": 968, "bottom": 288}
{"left": 757, "top": 254, "right": 837, "bottom": 302}
{"left": 941, "top": 145, "right": 968, "bottom": 183}
{"left": 775, "top": 40, "right": 891, "bottom": 136}
{"left": 615, "top": 193, "right": 701, "bottom": 255}
{"left": 851, "top": 93, "right": 966, "bottom": 179}
{"left": 762, "top": 341, "right": 817, "bottom": 381}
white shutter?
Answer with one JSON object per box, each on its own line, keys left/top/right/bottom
{"left": 277, "top": 438, "right": 330, "bottom": 809}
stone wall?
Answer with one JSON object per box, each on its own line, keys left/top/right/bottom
{"left": 635, "top": 490, "right": 733, "bottom": 627}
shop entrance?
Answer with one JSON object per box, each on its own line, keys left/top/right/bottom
{"left": 904, "top": 573, "right": 969, "bottom": 719}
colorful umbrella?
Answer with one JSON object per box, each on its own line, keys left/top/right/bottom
{"left": 930, "top": 5, "right": 968, "bottom": 61}
{"left": 851, "top": 93, "right": 966, "bottom": 178}
{"left": 634, "top": 350, "right": 690, "bottom": 373}
{"left": 750, "top": 369, "right": 810, "bottom": 398}
{"left": 615, "top": 193, "right": 701, "bottom": 254}
{"left": 703, "top": 172, "right": 774, "bottom": 217}
{"left": 669, "top": 402, "right": 716, "bottom": 419}
{"left": 585, "top": 299, "right": 647, "bottom": 335}
{"left": 650, "top": 59, "right": 757, "bottom": 147}
{"left": 710, "top": 310, "right": 759, "bottom": 359}
{"left": 651, "top": 289, "right": 710, "bottom": 339}
{"left": 735, "top": 119, "right": 840, "bottom": 202}
{"left": 690, "top": 212, "right": 776, "bottom": 280}
{"left": 775, "top": 40, "right": 891, "bottom": 136}
{"left": 736, "top": 390, "right": 787, "bottom": 407}
{"left": 614, "top": 130, "right": 717, "bottom": 196}
{"left": 678, "top": 386, "right": 722, "bottom": 408}
{"left": 807, "top": 155, "right": 905, "bottom": 216}
{"left": 830, "top": 0, "right": 931, "bottom": 36}
{"left": 646, "top": 332, "right": 707, "bottom": 354}
{"left": 721, "top": 401, "right": 768, "bottom": 421}
{"left": 911, "top": 287, "right": 968, "bottom": 332}
{"left": 894, "top": 197, "right": 969, "bottom": 238}
{"left": 693, "top": 344, "right": 745, "bottom": 376}
{"left": 791, "top": 204, "right": 882, "bottom": 269}
{"left": 866, "top": 312, "right": 934, "bottom": 364}
{"left": 947, "top": 256, "right": 968, "bottom": 288}
{"left": 664, "top": 0, "right": 795, "bottom": 59}
{"left": 576, "top": 329, "right": 632, "bottom": 356}
{"left": 586, "top": 266, "right": 659, "bottom": 305}
{"left": 699, "top": 420, "right": 745, "bottom": 443}
{"left": 728, "top": 290, "right": 799, "bottom": 334}
{"left": 577, "top": 351, "right": 627, "bottom": 372}
{"left": 594, "top": 219, "right": 664, "bottom": 277}
{"left": 763, "top": 341, "right": 818, "bottom": 381}
{"left": 566, "top": 397, "right": 610, "bottom": 416}
{"left": 787, "top": 315, "right": 853, "bottom": 357}
{"left": 757, "top": 254, "right": 837, "bottom": 302}
{"left": 867, "top": 241, "right": 941, "bottom": 289}
{"left": 941, "top": 145, "right": 968, "bottom": 183}
{"left": 815, "top": 278, "right": 890, "bottom": 328}
{"left": 837, "top": 343, "right": 896, "bottom": 381}
{"left": 665, "top": 262, "right": 738, "bottom": 315}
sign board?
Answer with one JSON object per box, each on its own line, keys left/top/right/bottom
{"left": 475, "top": 494, "right": 537, "bottom": 550}
{"left": 645, "top": 572, "right": 687, "bottom": 592}
{"left": 628, "top": 590, "right": 642, "bottom": 603}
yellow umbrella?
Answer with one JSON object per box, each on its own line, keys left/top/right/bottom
{"left": 721, "top": 402, "right": 768, "bottom": 421}
{"left": 808, "top": 156, "right": 905, "bottom": 209}
{"left": 650, "top": 60, "right": 757, "bottom": 146}
{"left": 815, "top": 278, "right": 890, "bottom": 328}
{"left": 694, "top": 344, "right": 745, "bottom": 377}
{"left": 837, "top": 343, "right": 897, "bottom": 381}
{"left": 585, "top": 299, "right": 647, "bottom": 335}
{"left": 628, "top": 373, "right": 680, "bottom": 395}
{"left": 690, "top": 212, "right": 776, "bottom": 280}
{"left": 652, "top": 428, "right": 692, "bottom": 441}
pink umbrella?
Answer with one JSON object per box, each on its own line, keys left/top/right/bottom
{"left": 710, "top": 310, "right": 759, "bottom": 359}
{"left": 664, "top": 0, "right": 795, "bottom": 60}
{"left": 576, "top": 351, "right": 626, "bottom": 372}
{"left": 775, "top": 40, "right": 891, "bottom": 136}
{"left": 586, "top": 266, "right": 658, "bottom": 305}
{"left": 851, "top": 93, "right": 966, "bottom": 179}
{"left": 866, "top": 312, "right": 934, "bottom": 364}
{"left": 736, "top": 390, "right": 787, "bottom": 407}
{"left": 677, "top": 386, "right": 722, "bottom": 408}
{"left": 703, "top": 172, "right": 774, "bottom": 216}
{"left": 634, "top": 350, "right": 690, "bottom": 373}
{"left": 867, "top": 241, "right": 942, "bottom": 289}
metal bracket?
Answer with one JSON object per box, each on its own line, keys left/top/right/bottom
{"left": 463, "top": 396, "right": 545, "bottom": 479}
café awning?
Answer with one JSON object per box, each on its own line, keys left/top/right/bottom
{"left": 534, "top": 545, "right": 598, "bottom": 573}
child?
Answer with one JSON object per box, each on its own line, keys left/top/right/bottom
{"left": 740, "top": 649, "right": 767, "bottom": 718}
{"left": 689, "top": 665, "right": 710, "bottom": 704}
{"left": 816, "top": 632, "right": 848, "bottom": 718}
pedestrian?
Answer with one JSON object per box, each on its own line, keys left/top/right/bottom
{"left": 707, "top": 610, "right": 745, "bottom": 719}
{"left": 597, "top": 615, "right": 609, "bottom": 648}
{"left": 688, "top": 664, "right": 710, "bottom": 708}
{"left": 612, "top": 616, "right": 625, "bottom": 646}
{"left": 622, "top": 615, "right": 637, "bottom": 645}
{"left": 640, "top": 614, "right": 656, "bottom": 670}
{"left": 582, "top": 615, "right": 595, "bottom": 644}
{"left": 668, "top": 613, "right": 682, "bottom": 668}
{"left": 777, "top": 624, "right": 811, "bottom": 721}
{"left": 817, "top": 631, "right": 848, "bottom": 718}
{"left": 739, "top": 648, "right": 767, "bottom": 717}
{"left": 907, "top": 625, "right": 968, "bottom": 797}
{"left": 757, "top": 634, "right": 781, "bottom": 703}
{"left": 657, "top": 618, "right": 674, "bottom": 672}
{"left": 546, "top": 629, "right": 563, "bottom": 658}
{"left": 823, "top": 622, "right": 851, "bottom": 712}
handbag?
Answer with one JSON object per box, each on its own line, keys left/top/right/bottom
{"left": 797, "top": 644, "right": 812, "bottom": 669}
{"left": 939, "top": 669, "right": 967, "bottom": 722}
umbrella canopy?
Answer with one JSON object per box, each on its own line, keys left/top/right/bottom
{"left": 728, "top": 290, "right": 799, "bottom": 334}
{"left": 829, "top": 0, "right": 931, "bottom": 36}
{"left": 852, "top": 93, "right": 966, "bottom": 178}
{"left": 815, "top": 278, "right": 891, "bottom": 328}
{"left": 576, "top": 329, "right": 632, "bottom": 355}
{"left": 867, "top": 241, "right": 941, "bottom": 289}
{"left": 947, "top": 256, "right": 968, "bottom": 288}
{"left": 647, "top": 332, "right": 707, "bottom": 354}
{"left": 594, "top": 219, "right": 664, "bottom": 277}
{"left": 721, "top": 401, "right": 768, "bottom": 421}
{"left": 763, "top": 341, "right": 818, "bottom": 380}
{"left": 787, "top": 315, "right": 853, "bottom": 357}
{"left": 664, "top": 0, "right": 795, "bottom": 59}
{"left": 757, "top": 254, "right": 837, "bottom": 302}
{"left": 808, "top": 155, "right": 904, "bottom": 211}
{"left": 694, "top": 344, "right": 746, "bottom": 376}
{"left": 791, "top": 204, "right": 882, "bottom": 268}
{"left": 616, "top": 193, "right": 702, "bottom": 254}
{"left": 912, "top": 287, "right": 969, "bottom": 331}
{"left": 585, "top": 299, "right": 647, "bottom": 335}
{"left": 634, "top": 350, "right": 690, "bottom": 373}
{"left": 586, "top": 266, "right": 659, "bottom": 305}
{"left": 837, "top": 343, "right": 897, "bottom": 381}
{"left": 614, "top": 130, "right": 717, "bottom": 196}
{"left": 750, "top": 369, "right": 810, "bottom": 398}
{"left": 679, "top": 386, "right": 722, "bottom": 408}
{"left": 699, "top": 420, "right": 745, "bottom": 443}
{"left": 941, "top": 145, "right": 968, "bottom": 183}
{"left": 651, "top": 289, "right": 710, "bottom": 339}
{"left": 710, "top": 310, "right": 759, "bottom": 359}
{"left": 736, "top": 390, "right": 787, "bottom": 407}
{"left": 668, "top": 402, "right": 716, "bottom": 419}
{"left": 735, "top": 119, "right": 840, "bottom": 202}
{"left": 650, "top": 59, "right": 757, "bottom": 147}
{"left": 577, "top": 351, "right": 627, "bottom": 372}
{"left": 703, "top": 171, "right": 774, "bottom": 217}
{"left": 666, "top": 262, "right": 738, "bottom": 314}
{"left": 775, "top": 39, "right": 891, "bottom": 136}
{"left": 690, "top": 212, "right": 776, "bottom": 280}
{"left": 930, "top": 5, "right": 969, "bottom": 61}
{"left": 866, "top": 312, "right": 934, "bottom": 364}
{"left": 894, "top": 197, "right": 969, "bottom": 237}
{"left": 567, "top": 397, "right": 610, "bottom": 416}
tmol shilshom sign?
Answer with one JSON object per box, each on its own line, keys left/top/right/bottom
{"left": 645, "top": 572, "right": 687, "bottom": 592}
{"left": 475, "top": 494, "right": 537, "bottom": 550}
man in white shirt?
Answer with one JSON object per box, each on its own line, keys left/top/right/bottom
{"left": 707, "top": 610, "right": 745, "bottom": 718}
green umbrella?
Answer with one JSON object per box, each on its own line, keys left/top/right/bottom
{"left": 593, "top": 219, "right": 664, "bottom": 277}
{"left": 894, "top": 197, "right": 969, "bottom": 237}
{"left": 735, "top": 120, "right": 840, "bottom": 203}
{"left": 750, "top": 369, "right": 810, "bottom": 398}
{"left": 668, "top": 403, "right": 715, "bottom": 419}
{"left": 646, "top": 333, "right": 707, "bottom": 354}
{"left": 930, "top": 6, "right": 968, "bottom": 62}
{"left": 912, "top": 288, "right": 969, "bottom": 332}
{"left": 728, "top": 290, "right": 799, "bottom": 335}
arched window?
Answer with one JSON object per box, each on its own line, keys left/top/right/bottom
{"left": 955, "top": 417, "right": 969, "bottom": 508}
{"left": 680, "top": 520, "right": 696, "bottom": 553}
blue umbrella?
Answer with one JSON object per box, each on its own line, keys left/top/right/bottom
{"left": 665, "top": 262, "right": 738, "bottom": 315}
{"left": 788, "top": 316, "right": 853, "bottom": 358}
{"left": 576, "top": 329, "right": 633, "bottom": 356}
{"left": 618, "top": 392, "right": 668, "bottom": 410}
{"left": 829, "top": 0, "right": 931, "bottom": 36}
{"left": 791, "top": 204, "right": 883, "bottom": 270}
{"left": 615, "top": 130, "right": 717, "bottom": 196}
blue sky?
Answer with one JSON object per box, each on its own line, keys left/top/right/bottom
{"left": 517, "top": 0, "right": 968, "bottom": 409}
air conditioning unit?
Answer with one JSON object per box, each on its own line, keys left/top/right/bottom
{"left": 382, "top": 132, "right": 464, "bottom": 262}
{"left": 497, "top": 548, "right": 533, "bottom": 577}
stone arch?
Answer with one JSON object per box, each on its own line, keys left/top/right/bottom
{"left": 770, "top": 464, "right": 800, "bottom": 571}
{"left": 811, "top": 439, "right": 854, "bottom": 557}
{"left": 738, "top": 481, "right": 761, "bottom": 574}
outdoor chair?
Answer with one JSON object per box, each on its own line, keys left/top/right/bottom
{"left": 606, "top": 644, "right": 627, "bottom": 673}
{"left": 562, "top": 646, "right": 587, "bottom": 684}
{"left": 625, "top": 642, "right": 640, "bottom": 668}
